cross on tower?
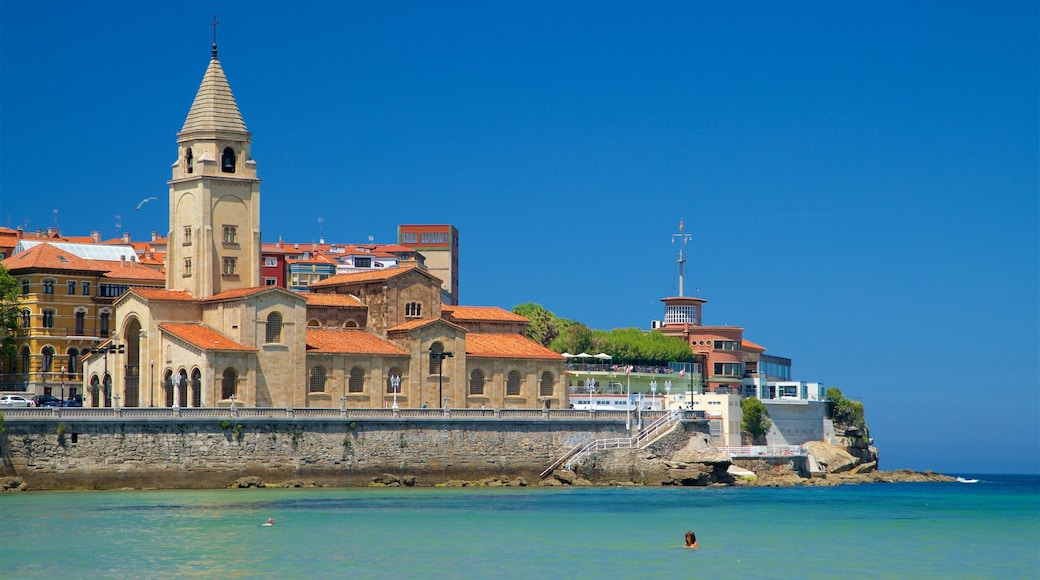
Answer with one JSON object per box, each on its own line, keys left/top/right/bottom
{"left": 211, "top": 15, "right": 219, "bottom": 58}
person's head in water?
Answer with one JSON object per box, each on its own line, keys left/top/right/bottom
{"left": 685, "top": 530, "right": 698, "bottom": 548}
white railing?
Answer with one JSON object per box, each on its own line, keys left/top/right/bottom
{"left": 718, "top": 445, "right": 807, "bottom": 457}
{"left": 539, "top": 410, "right": 684, "bottom": 477}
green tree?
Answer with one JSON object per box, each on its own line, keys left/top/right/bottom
{"left": 825, "top": 387, "right": 867, "bottom": 431}
{"left": 0, "top": 265, "right": 19, "bottom": 363}
{"left": 740, "top": 397, "right": 772, "bottom": 444}
{"left": 512, "top": 302, "right": 560, "bottom": 347}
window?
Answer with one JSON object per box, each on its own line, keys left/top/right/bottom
{"left": 469, "top": 369, "right": 485, "bottom": 395}
{"left": 75, "top": 311, "right": 85, "bottom": 334}
{"left": 401, "top": 232, "right": 417, "bottom": 244}
{"left": 265, "top": 312, "right": 283, "bottom": 343}
{"left": 539, "top": 372, "right": 555, "bottom": 397}
{"left": 67, "top": 347, "right": 79, "bottom": 374}
{"left": 100, "top": 312, "right": 110, "bottom": 336}
{"left": 713, "top": 340, "right": 741, "bottom": 351}
{"left": 183, "top": 226, "right": 192, "bottom": 245}
{"left": 222, "top": 257, "right": 237, "bottom": 276}
{"left": 21, "top": 279, "right": 29, "bottom": 295}
{"left": 354, "top": 257, "right": 372, "bottom": 268}
{"left": 405, "top": 302, "right": 422, "bottom": 317}
{"left": 41, "top": 347, "right": 54, "bottom": 372}
{"left": 43, "top": 279, "right": 55, "bottom": 294}
{"left": 68, "top": 281, "right": 76, "bottom": 294}
{"left": 20, "top": 347, "right": 30, "bottom": 376}
{"left": 21, "top": 309, "right": 30, "bottom": 328}
{"left": 507, "top": 371, "right": 522, "bottom": 396}
{"left": 713, "top": 362, "right": 743, "bottom": 377}
{"left": 42, "top": 310, "right": 55, "bottom": 328}
{"left": 222, "top": 225, "right": 238, "bottom": 244}
{"left": 82, "top": 281, "right": 90, "bottom": 295}
{"left": 348, "top": 367, "right": 365, "bottom": 393}
{"left": 264, "top": 256, "right": 277, "bottom": 267}
{"left": 221, "top": 147, "right": 236, "bottom": 173}
{"left": 264, "top": 277, "right": 277, "bottom": 286}
{"left": 309, "top": 367, "right": 327, "bottom": 393}
{"left": 422, "top": 232, "right": 448, "bottom": 243}
{"left": 221, "top": 368, "right": 237, "bottom": 399}
{"left": 185, "top": 147, "right": 193, "bottom": 173}
{"left": 184, "top": 258, "right": 192, "bottom": 276}
{"left": 429, "top": 342, "right": 444, "bottom": 374}
{"left": 191, "top": 369, "right": 202, "bottom": 407}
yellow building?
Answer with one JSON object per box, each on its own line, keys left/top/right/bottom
{"left": 1, "top": 243, "right": 164, "bottom": 398}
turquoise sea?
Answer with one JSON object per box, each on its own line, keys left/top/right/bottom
{"left": 2, "top": 475, "right": 1037, "bottom": 579}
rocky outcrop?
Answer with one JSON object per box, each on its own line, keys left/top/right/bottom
{"left": 437, "top": 475, "right": 529, "bottom": 487}
{"left": 370, "top": 473, "right": 418, "bottom": 487}
{"left": 0, "top": 476, "right": 28, "bottom": 492}
{"left": 230, "top": 476, "right": 265, "bottom": 488}
{"left": 805, "top": 441, "right": 860, "bottom": 474}
{"left": 740, "top": 468, "right": 954, "bottom": 487}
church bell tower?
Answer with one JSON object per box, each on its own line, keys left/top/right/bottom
{"left": 167, "top": 27, "right": 261, "bottom": 298}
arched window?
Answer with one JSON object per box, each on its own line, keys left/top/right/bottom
{"left": 348, "top": 367, "right": 365, "bottom": 393}
{"left": 405, "top": 302, "right": 421, "bottom": 317}
{"left": 42, "top": 279, "right": 55, "bottom": 294}
{"left": 309, "top": 366, "right": 327, "bottom": 393}
{"left": 507, "top": 371, "right": 522, "bottom": 396}
{"left": 42, "top": 309, "right": 55, "bottom": 328}
{"left": 178, "top": 369, "right": 189, "bottom": 407}
{"left": 20, "top": 346, "right": 30, "bottom": 374}
{"left": 386, "top": 367, "right": 403, "bottom": 393}
{"left": 90, "top": 375, "right": 100, "bottom": 407}
{"left": 221, "top": 368, "right": 238, "bottom": 399}
{"left": 75, "top": 310, "right": 85, "bottom": 334}
{"left": 163, "top": 370, "right": 174, "bottom": 407}
{"left": 469, "top": 369, "right": 485, "bottom": 395}
{"left": 266, "top": 312, "right": 283, "bottom": 343}
{"left": 344, "top": 320, "right": 358, "bottom": 328}
{"left": 67, "top": 347, "right": 79, "bottom": 375}
{"left": 185, "top": 147, "right": 193, "bottom": 173}
{"left": 307, "top": 320, "right": 320, "bottom": 327}
{"left": 191, "top": 369, "right": 202, "bottom": 407}
{"left": 539, "top": 371, "right": 555, "bottom": 397}
{"left": 221, "top": 147, "right": 236, "bottom": 173}
{"left": 41, "top": 346, "right": 54, "bottom": 372}
{"left": 21, "top": 309, "right": 30, "bottom": 328}
{"left": 429, "top": 341, "right": 444, "bottom": 374}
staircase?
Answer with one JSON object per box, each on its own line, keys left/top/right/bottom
{"left": 539, "top": 410, "right": 682, "bottom": 478}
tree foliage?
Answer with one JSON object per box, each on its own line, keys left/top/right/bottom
{"left": 512, "top": 303, "right": 693, "bottom": 366}
{"left": 740, "top": 397, "right": 772, "bottom": 444}
{"left": 0, "top": 265, "right": 19, "bottom": 362}
{"left": 825, "top": 387, "right": 867, "bottom": 431}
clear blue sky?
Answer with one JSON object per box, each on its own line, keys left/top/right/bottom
{"left": 2, "top": 2, "right": 1037, "bottom": 474}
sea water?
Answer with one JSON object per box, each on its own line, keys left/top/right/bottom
{"left": 1, "top": 475, "right": 1037, "bottom": 579}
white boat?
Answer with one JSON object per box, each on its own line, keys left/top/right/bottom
{"left": 956, "top": 477, "right": 979, "bottom": 484}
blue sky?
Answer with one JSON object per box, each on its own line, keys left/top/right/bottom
{"left": 2, "top": 2, "right": 1037, "bottom": 474}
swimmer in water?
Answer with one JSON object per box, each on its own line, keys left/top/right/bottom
{"left": 684, "top": 530, "right": 698, "bottom": 549}
{"left": 263, "top": 518, "right": 275, "bottom": 526}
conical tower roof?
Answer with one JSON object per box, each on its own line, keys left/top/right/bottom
{"left": 179, "top": 55, "right": 247, "bottom": 134}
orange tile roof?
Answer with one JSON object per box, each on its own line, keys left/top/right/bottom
{"left": 303, "top": 293, "right": 365, "bottom": 307}
{"left": 97, "top": 260, "right": 167, "bottom": 281}
{"left": 160, "top": 323, "right": 257, "bottom": 351}
{"left": 442, "top": 305, "right": 528, "bottom": 323}
{"left": 741, "top": 339, "right": 767, "bottom": 352}
{"left": 130, "top": 288, "right": 196, "bottom": 301}
{"left": 465, "top": 333, "right": 565, "bottom": 360}
{"left": 306, "top": 329, "right": 408, "bottom": 355}
{"left": 202, "top": 286, "right": 274, "bottom": 301}
{"left": 309, "top": 265, "right": 424, "bottom": 287}
{"left": 387, "top": 318, "right": 466, "bottom": 333}
{"left": 285, "top": 252, "right": 340, "bottom": 265}
{"left": 2, "top": 243, "right": 105, "bottom": 272}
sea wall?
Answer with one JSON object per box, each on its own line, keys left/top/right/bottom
{"left": 0, "top": 415, "right": 709, "bottom": 489}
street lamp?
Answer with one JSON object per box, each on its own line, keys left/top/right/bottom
{"left": 650, "top": 380, "right": 657, "bottom": 411}
{"left": 149, "top": 360, "right": 154, "bottom": 407}
{"left": 390, "top": 374, "right": 401, "bottom": 410}
{"left": 90, "top": 343, "right": 124, "bottom": 407}
{"left": 665, "top": 380, "right": 672, "bottom": 411}
{"left": 429, "top": 347, "right": 454, "bottom": 409}
{"left": 586, "top": 377, "right": 595, "bottom": 412}
{"left": 60, "top": 366, "right": 66, "bottom": 402}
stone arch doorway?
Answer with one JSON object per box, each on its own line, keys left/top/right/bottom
{"left": 122, "top": 317, "right": 142, "bottom": 407}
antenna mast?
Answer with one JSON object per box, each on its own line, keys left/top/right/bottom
{"left": 671, "top": 219, "right": 692, "bottom": 297}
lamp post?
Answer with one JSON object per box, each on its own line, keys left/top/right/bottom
{"left": 149, "top": 360, "right": 154, "bottom": 407}
{"left": 60, "top": 366, "right": 66, "bottom": 402}
{"left": 665, "top": 380, "right": 672, "bottom": 411}
{"left": 650, "top": 380, "right": 657, "bottom": 411}
{"left": 390, "top": 374, "right": 401, "bottom": 410}
{"left": 90, "top": 343, "right": 124, "bottom": 408}
{"left": 429, "top": 347, "right": 454, "bottom": 410}
{"left": 586, "top": 377, "right": 595, "bottom": 412}
{"left": 626, "top": 367, "right": 631, "bottom": 430}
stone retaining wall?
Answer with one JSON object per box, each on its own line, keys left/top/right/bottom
{"left": 0, "top": 417, "right": 707, "bottom": 489}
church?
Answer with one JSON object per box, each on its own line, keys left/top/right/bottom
{"left": 80, "top": 40, "right": 565, "bottom": 410}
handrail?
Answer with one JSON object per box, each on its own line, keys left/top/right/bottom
{"left": 539, "top": 410, "right": 683, "bottom": 478}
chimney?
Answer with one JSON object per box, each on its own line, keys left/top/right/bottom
{"left": 122, "top": 233, "right": 130, "bottom": 243}
{"left": 151, "top": 231, "right": 159, "bottom": 242}
{"left": 91, "top": 231, "right": 100, "bottom": 244}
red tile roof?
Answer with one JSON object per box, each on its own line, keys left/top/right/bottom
{"left": 306, "top": 329, "right": 408, "bottom": 355}
{"left": 442, "top": 305, "right": 528, "bottom": 323}
{"left": 304, "top": 293, "right": 365, "bottom": 307}
{"left": 130, "top": 288, "right": 196, "bottom": 301}
{"left": 387, "top": 318, "right": 466, "bottom": 333}
{"left": 97, "top": 260, "right": 166, "bottom": 281}
{"left": 2, "top": 243, "right": 105, "bottom": 272}
{"left": 465, "top": 333, "right": 565, "bottom": 360}
{"left": 160, "top": 323, "right": 257, "bottom": 351}
{"left": 741, "top": 339, "right": 767, "bottom": 352}
{"left": 309, "top": 265, "right": 425, "bottom": 287}
{"left": 203, "top": 286, "right": 275, "bottom": 301}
